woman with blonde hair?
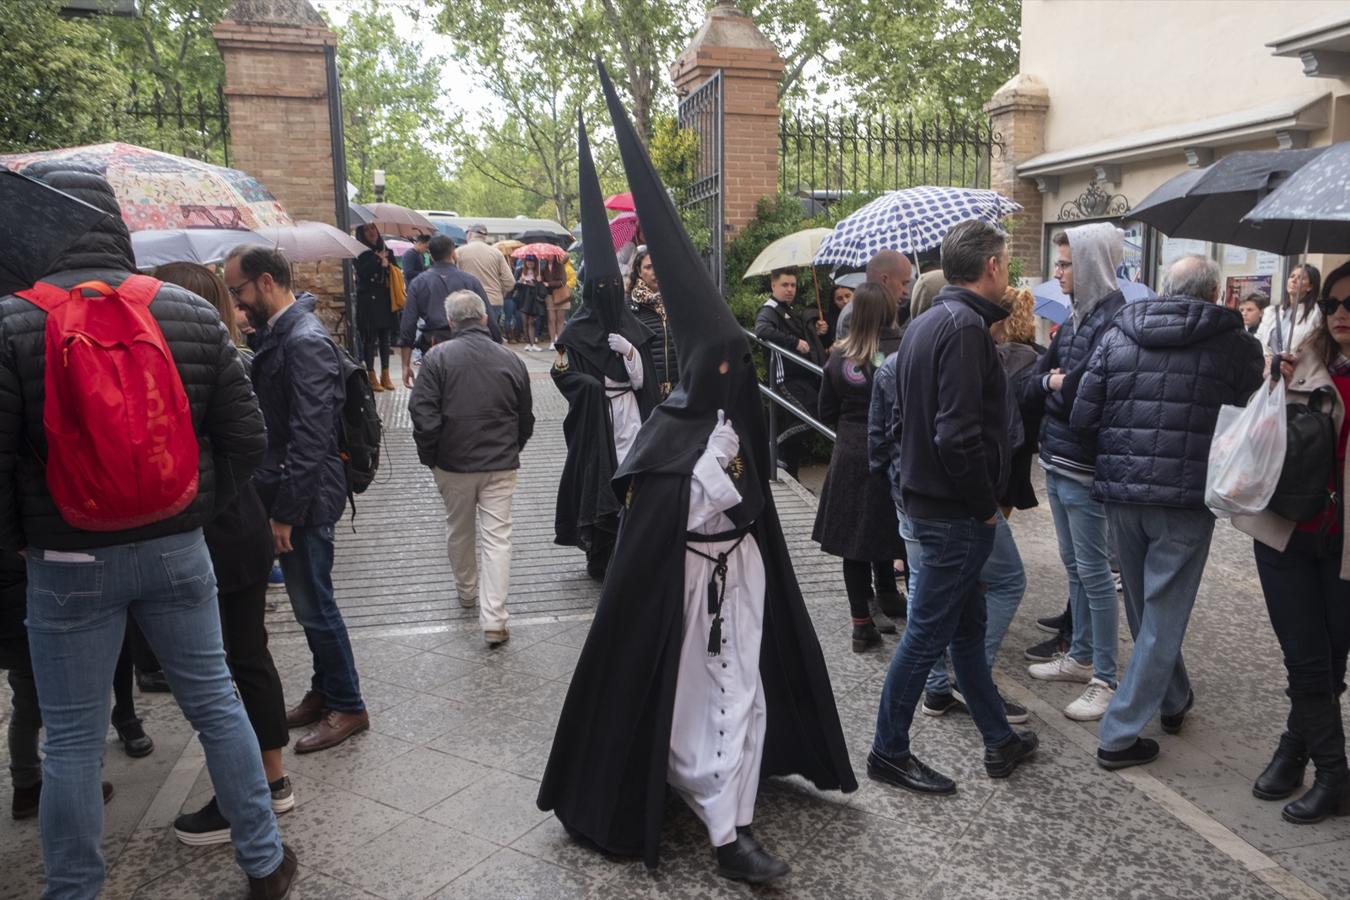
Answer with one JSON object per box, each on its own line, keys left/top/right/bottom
{"left": 813, "top": 282, "right": 907, "bottom": 652}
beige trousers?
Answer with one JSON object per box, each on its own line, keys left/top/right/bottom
{"left": 432, "top": 468, "right": 517, "bottom": 632}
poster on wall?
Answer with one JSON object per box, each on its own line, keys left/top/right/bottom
{"left": 1224, "top": 275, "right": 1272, "bottom": 310}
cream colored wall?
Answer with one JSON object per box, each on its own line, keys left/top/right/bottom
{"left": 1020, "top": 0, "right": 1347, "bottom": 153}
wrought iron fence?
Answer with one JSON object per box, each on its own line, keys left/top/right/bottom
{"left": 780, "top": 111, "right": 1000, "bottom": 205}
{"left": 677, "top": 71, "right": 724, "bottom": 294}
{"left": 115, "top": 82, "right": 231, "bottom": 166}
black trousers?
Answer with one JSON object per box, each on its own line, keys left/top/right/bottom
{"left": 1254, "top": 532, "right": 1350, "bottom": 774}
{"left": 363, "top": 328, "right": 392, "bottom": 371}
{"left": 110, "top": 620, "right": 147, "bottom": 730}
{"left": 842, "top": 559, "right": 901, "bottom": 620}
{"left": 775, "top": 377, "right": 819, "bottom": 478}
{"left": 220, "top": 578, "right": 289, "bottom": 751}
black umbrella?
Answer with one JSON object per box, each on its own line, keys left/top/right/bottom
{"left": 1128, "top": 148, "right": 1325, "bottom": 253}
{"left": 515, "top": 228, "right": 571, "bottom": 247}
{"left": 348, "top": 202, "right": 376, "bottom": 228}
{"left": 1243, "top": 141, "right": 1350, "bottom": 254}
{"left": 0, "top": 169, "right": 113, "bottom": 295}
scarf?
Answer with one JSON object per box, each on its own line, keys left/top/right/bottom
{"left": 630, "top": 280, "right": 665, "bottom": 316}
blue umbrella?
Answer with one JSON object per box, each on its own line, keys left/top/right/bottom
{"left": 813, "top": 186, "right": 1021, "bottom": 268}
{"left": 433, "top": 221, "right": 467, "bottom": 244}
{"left": 1033, "top": 278, "right": 1156, "bottom": 324}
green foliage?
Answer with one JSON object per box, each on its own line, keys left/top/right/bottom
{"left": 0, "top": 0, "right": 128, "bottom": 152}
{"left": 649, "top": 114, "right": 699, "bottom": 194}
{"left": 103, "top": 0, "right": 230, "bottom": 102}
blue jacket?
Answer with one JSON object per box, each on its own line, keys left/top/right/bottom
{"left": 250, "top": 298, "right": 348, "bottom": 527}
{"left": 400, "top": 262, "right": 496, "bottom": 347}
{"left": 1028, "top": 291, "right": 1126, "bottom": 476}
{"left": 868, "top": 351, "right": 903, "bottom": 511}
{"left": 1071, "top": 297, "right": 1264, "bottom": 508}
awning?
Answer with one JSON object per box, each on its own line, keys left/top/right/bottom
{"left": 1018, "top": 94, "right": 1330, "bottom": 181}
{"left": 1267, "top": 12, "right": 1350, "bottom": 78}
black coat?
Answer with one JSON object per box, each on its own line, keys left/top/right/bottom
{"left": 1071, "top": 297, "right": 1265, "bottom": 509}
{"left": 250, "top": 301, "right": 349, "bottom": 528}
{"left": 754, "top": 300, "right": 825, "bottom": 391}
{"left": 628, "top": 296, "right": 678, "bottom": 398}
{"left": 813, "top": 332, "right": 905, "bottom": 560}
{"left": 0, "top": 548, "right": 28, "bottom": 670}
{"left": 355, "top": 248, "right": 400, "bottom": 332}
{"left": 1027, "top": 292, "right": 1126, "bottom": 477}
{"left": 892, "top": 286, "right": 1010, "bottom": 521}
{"left": 0, "top": 245, "right": 266, "bottom": 553}
{"left": 537, "top": 471, "right": 857, "bottom": 868}
{"left": 1000, "top": 340, "right": 1046, "bottom": 511}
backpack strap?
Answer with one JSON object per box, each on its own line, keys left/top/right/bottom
{"left": 16, "top": 281, "right": 74, "bottom": 313}
{"left": 17, "top": 275, "right": 162, "bottom": 311}
{"left": 105, "top": 274, "right": 162, "bottom": 306}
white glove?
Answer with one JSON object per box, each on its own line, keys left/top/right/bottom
{"left": 607, "top": 333, "right": 634, "bottom": 358}
{"left": 706, "top": 409, "right": 739, "bottom": 463}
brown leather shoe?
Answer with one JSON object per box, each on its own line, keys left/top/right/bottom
{"left": 249, "top": 844, "right": 297, "bottom": 900}
{"left": 294, "top": 709, "right": 369, "bottom": 754}
{"left": 285, "top": 691, "right": 324, "bottom": 729}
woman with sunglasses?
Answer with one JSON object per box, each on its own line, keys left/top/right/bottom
{"left": 1236, "top": 260, "right": 1350, "bottom": 825}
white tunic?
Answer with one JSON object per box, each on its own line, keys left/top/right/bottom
{"left": 605, "top": 350, "right": 644, "bottom": 467}
{"left": 667, "top": 447, "right": 767, "bottom": 847}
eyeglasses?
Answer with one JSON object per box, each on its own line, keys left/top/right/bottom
{"left": 1052, "top": 260, "right": 1073, "bottom": 271}
{"left": 1318, "top": 296, "right": 1350, "bottom": 316}
{"left": 226, "top": 276, "right": 259, "bottom": 300}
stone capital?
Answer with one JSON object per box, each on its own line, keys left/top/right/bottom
{"left": 984, "top": 73, "right": 1050, "bottom": 118}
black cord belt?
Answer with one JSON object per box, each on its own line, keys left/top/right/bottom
{"left": 685, "top": 523, "right": 754, "bottom": 657}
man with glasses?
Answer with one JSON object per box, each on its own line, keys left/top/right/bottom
{"left": 223, "top": 245, "right": 369, "bottom": 755}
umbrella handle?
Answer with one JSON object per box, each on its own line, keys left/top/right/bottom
{"left": 813, "top": 267, "right": 823, "bottom": 320}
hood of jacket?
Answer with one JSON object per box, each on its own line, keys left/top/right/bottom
{"left": 1117, "top": 296, "right": 1243, "bottom": 349}
{"left": 20, "top": 163, "right": 135, "bottom": 276}
{"left": 1065, "top": 222, "right": 1122, "bottom": 319}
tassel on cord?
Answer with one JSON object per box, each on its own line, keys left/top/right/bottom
{"left": 706, "top": 554, "right": 729, "bottom": 657}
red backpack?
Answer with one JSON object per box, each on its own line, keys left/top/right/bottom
{"left": 17, "top": 276, "right": 199, "bottom": 531}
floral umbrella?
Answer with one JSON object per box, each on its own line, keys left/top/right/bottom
{"left": 511, "top": 242, "right": 568, "bottom": 261}
{"left": 0, "top": 142, "right": 293, "bottom": 232}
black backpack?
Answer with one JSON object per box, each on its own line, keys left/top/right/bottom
{"left": 1268, "top": 386, "right": 1336, "bottom": 523}
{"left": 335, "top": 345, "right": 382, "bottom": 499}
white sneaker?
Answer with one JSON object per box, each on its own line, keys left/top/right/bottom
{"left": 1064, "top": 677, "right": 1115, "bottom": 721}
{"left": 1027, "top": 653, "right": 1093, "bottom": 683}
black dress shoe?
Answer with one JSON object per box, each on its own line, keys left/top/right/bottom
{"left": 851, "top": 622, "right": 882, "bottom": 653}
{"left": 985, "top": 730, "right": 1039, "bottom": 778}
{"left": 135, "top": 669, "right": 171, "bottom": 693}
{"left": 1097, "top": 737, "right": 1160, "bottom": 770}
{"left": 1160, "top": 690, "right": 1195, "bottom": 735}
{"left": 715, "top": 832, "right": 789, "bottom": 884}
{"left": 866, "top": 749, "right": 955, "bottom": 795}
{"left": 1282, "top": 771, "right": 1350, "bottom": 824}
{"left": 114, "top": 720, "right": 155, "bottom": 758}
{"left": 1253, "top": 734, "right": 1308, "bottom": 801}
{"left": 248, "top": 844, "right": 298, "bottom": 900}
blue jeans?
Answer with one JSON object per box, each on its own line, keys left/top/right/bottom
{"left": 279, "top": 524, "right": 364, "bottom": 713}
{"left": 25, "top": 530, "right": 282, "bottom": 898}
{"left": 1098, "top": 504, "right": 1214, "bottom": 752}
{"left": 502, "top": 297, "right": 521, "bottom": 336}
{"left": 1045, "top": 470, "right": 1118, "bottom": 685}
{"left": 923, "top": 512, "right": 1027, "bottom": 694}
{"left": 874, "top": 517, "right": 1013, "bottom": 758}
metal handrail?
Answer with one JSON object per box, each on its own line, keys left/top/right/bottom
{"left": 742, "top": 329, "right": 835, "bottom": 477}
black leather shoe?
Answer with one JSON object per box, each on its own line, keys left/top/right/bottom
{"left": 114, "top": 720, "right": 155, "bottom": 758}
{"left": 868, "top": 598, "right": 898, "bottom": 635}
{"left": 1253, "top": 734, "right": 1308, "bottom": 801}
{"left": 875, "top": 590, "right": 905, "bottom": 620}
{"left": 1282, "top": 771, "right": 1350, "bottom": 825}
{"left": 715, "top": 832, "right": 789, "bottom": 884}
{"left": 249, "top": 844, "right": 298, "bottom": 900}
{"left": 985, "top": 730, "right": 1039, "bottom": 778}
{"left": 851, "top": 622, "right": 882, "bottom": 653}
{"left": 135, "top": 669, "right": 171, "bottom": 693}
{"left": 866, "top": 749, "right": 955, "bottom": 795}
{"left": 1161, "top": 690, "right": 1195, "bottom": 735}
{"left": 1097, "top": 737, "right": 1160, "bottom": 770}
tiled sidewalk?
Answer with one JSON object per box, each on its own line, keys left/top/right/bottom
{"left": 0, "top": 351, "right": 1345, "bottom": 899}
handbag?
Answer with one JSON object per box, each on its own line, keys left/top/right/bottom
{"left": 1268, "top": 386, "right": 1337, "bottom": 522}
{"left": 388, "top": 264, "right": 406, "bottom": 313}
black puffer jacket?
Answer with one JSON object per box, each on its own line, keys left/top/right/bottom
{"left": 628, "top": 290, "right": 677, "bottom": 398}
{"left": 1027, "top": 291, "right": 1126, "bottom": 476}
{"left": 0, "top": 168, "right": 266, "bottom": 552}
{"left": 1070, "top": 297, "right": 1264, "bottom": 508}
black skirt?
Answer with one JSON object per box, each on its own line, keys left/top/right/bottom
{"left": 812, "top": 420, "right": 906, "bottom": 560}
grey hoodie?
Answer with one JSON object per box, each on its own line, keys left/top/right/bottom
{"left": 1065, "top": 222, "right": 1123, "bottom": 320}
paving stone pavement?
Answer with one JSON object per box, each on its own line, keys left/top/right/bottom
{"left": 1, "top": 349, "right": 1347, "bottom": 899}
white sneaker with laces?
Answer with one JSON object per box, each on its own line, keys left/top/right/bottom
{"left": 1027, "top": 653, "right": 1093, "bottom": 683}
{"left": 1064, "top": 677, "right": 1115, "bottom": 721}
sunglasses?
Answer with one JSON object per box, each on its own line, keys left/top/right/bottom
{"left": 1318, "top": 296, "right": 1350, "bottom": 316}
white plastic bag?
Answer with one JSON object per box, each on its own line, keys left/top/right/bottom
{"left": 1205, "top": 378, "right": 1287, "bottom": 517}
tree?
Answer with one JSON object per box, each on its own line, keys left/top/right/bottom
{"left": 102, "top": 0, "right": 231, "bottom": 105}
{"left": 325, "top": 0, "right": 458, "bottom": 208}
{"left": 0, "top": 0, "right": 128, "bottom": 152}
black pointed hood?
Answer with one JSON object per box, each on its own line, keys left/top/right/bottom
{"left": 599, "top": 60, "right": 764, "bottom": 524}
{"left": 554, "top": 110, "right": 651, "bottom": 376}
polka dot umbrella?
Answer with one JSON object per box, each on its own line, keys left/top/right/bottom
{"left": 813, "top": 186, "right": 1021, "bottom": 268}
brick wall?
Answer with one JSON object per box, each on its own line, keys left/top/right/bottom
{"left": 986, "top": 75, "right": 1050, "bottom": 281}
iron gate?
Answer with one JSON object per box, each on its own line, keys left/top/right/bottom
{"left": 677, "top": 70, "right": 724, "bottom": 294}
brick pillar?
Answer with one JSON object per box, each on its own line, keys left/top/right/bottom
{"left": 984, "top": 74, "right": 1050, "bottom": 281}
{"left": 671, "top": 3, "right": 784, "bottom": 239}
{"left": 213, "top": 0, "right": 345, "bottom": 330}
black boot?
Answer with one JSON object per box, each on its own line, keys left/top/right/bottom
{"left": 1283, "top": 770, "right": 1350, "bottom": 824}
{"left": 715, "top": 832, "right": 789, "bottom": 884}
{"left": 1280, "top": 693, "right": 1350, "bottom": 824}
{"left": 114, "top": 719, "right": 155, "bottom": 758}
{"left": 867, "top": 597, "right": 898, "bottom": 635}
{"left": 1253, "top": 732, "right": 1308, "bottom": 801}
{"left": 851, "top": 621, "right": 882, "bottom": 653}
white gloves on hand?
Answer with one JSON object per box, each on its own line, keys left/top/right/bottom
{"left": 607, "top": 333, "right": 634, "bottom": 358}
{"left": 707, "top": 409, "right": 739, "bottom": 463}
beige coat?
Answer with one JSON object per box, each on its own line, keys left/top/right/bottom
{"left": 1231, "top": 350, "right": 1350, "bottom": 579}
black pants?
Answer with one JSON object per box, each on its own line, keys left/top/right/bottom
{"left": 775, "top": 377, "right": 818, "bottom": 479}
{"left": 363, "top": 328, "right": 392, "bottom": 371}
{"left": 1254, "top": 533, "right": 1350, "bottom": 775}
{"left": 7, "top": 666, "right": 41, "bottom": 789}
{"left": 220, "top": 578, "right": 289, "bottom": 751}
{"left": 842, "top": 559, "right": 901, "bottom": 620}
{"left": 110, "top": 621, "right": 145, "bottom": 730}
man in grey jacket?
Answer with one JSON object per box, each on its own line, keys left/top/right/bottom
{"left": 409, "top": 290, "right": 534, "bottom": 646}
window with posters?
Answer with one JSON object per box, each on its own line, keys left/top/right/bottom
{"left": 1044, "top": 220, "right": 1150, "bottom": 289}
{"left": 1153, "top": 234, "right": 1283, "bottom": 307}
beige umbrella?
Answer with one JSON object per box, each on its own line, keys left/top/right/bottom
{"left": 255, "top": 220, "right": 368, "bottom": 261}
{"left": 361, "top": 202, "right": 436, "bottom": 238}
{"left": 494, "top": 239, "right": 524, "bottom": 258}
{"left": 742, "top": 227, "right": 834, "bottom": 278}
